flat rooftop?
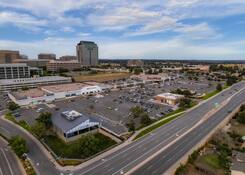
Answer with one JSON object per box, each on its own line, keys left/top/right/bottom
{"left": 0, "top": 76, "right": 71, "bottom": 85}
{"left": 155, "top": 93, "right": 184, "bottom": 100}
{"left": 53, "top": 111, "right": 95, "bottom": 132}
{"left": 42, "top": 83, "right": 88, "bottom": 93}
{"left": 11, "top": 88, "right": 51, "bottom": 100}
{"left": 0, "top": 63, "right": 27, "bottom": 67}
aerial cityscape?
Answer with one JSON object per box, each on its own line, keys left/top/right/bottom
{"left": 0, "top": 1, "right": 245, "bottom": 175}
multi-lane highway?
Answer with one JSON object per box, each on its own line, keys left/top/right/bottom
{"left": 133, "top": 85, "right": 245, "bottom": 175}
{"left": 0, "top": 81, "right": 245, "bottom": 175}
{"left": 0, "top": 137, "right": 23, "bottom": 175}
{"left": 72, "top": 81, "right": 245, "bottom": 175}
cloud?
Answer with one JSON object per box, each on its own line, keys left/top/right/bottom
{"left": 0, "top": 11, "right": 47, "bottom": 31}
{"left": 0, "top": 37, "right": 244, "bottom": 60}
{"left": 62, "top": 27, "right": 75, "bottom": 32}
{"left": 126, "top": 16, "right": 177, "bottom": 36}
{"left": 87, "top": 6, "right": 161, "bottom": 31}
{"left": 174, "top": 23, "right": 220, "bottom": 40}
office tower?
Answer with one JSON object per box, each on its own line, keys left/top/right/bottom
{"left": 76, "top": 41, "right": 98, "bottom": 66}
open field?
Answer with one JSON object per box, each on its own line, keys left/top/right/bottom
{"left": 73, "top": 72, "right": 131, "bottom": 82}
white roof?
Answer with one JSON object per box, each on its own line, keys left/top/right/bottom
{"left": 0, "top": 76, "right": 71, "bottom": 85}
{"left": 156, "top": 93, "right": 184, "bottom": 100}
{"left": 0, "top": 63, "right": 27, "bottom": 67}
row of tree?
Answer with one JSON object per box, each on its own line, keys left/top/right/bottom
{"left": 127, "top": 106, "right": 152, "bottom": 131}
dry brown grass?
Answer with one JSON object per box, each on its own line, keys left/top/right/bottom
{"left": 73, "top": 72, "right": 131, "bottom": 82}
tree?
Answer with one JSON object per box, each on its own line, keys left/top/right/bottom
{"left": 237, "top": 111, "right": 245, "bottom": 124}
{"left": 226, "top": 76, "right": 238, "bottom": 86}
{"left": 130, "top": 106, "right": 145, "bottom": 118}
{"left": 36, "top": 112, "right": 52, "bottom": 128}
{"left": 21, "top": 86, "right": 29, "bottom": 91}
{"left": 7, "top": 101, "right": 20, "bottom": 111}
{"left": 58, "top": 68, "right": 69, "bottom": 73}
{"left": 31, "top": 122, "right": 46, "bottom": 138}
{"left": 9, "top": 136, "right": 28, "bottom": 157}
{"left": 140, "top": 113, "right": 152, "bottom": 126}
{"left": 179, "top": 98, "right": 192, "bottom": 108}
{"left": 216, "top": 83, "right": 223, "bottom": 91}
{"left": 126, "top": 120, "right": 135, "bottom": 132}
{"left": 133, "top": 68, "right": 143, "bottom": 75}
{"left": 240, "top": 104, "right": 245, "bottom": 112}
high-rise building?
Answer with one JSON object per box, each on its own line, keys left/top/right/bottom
{"left": 0, "top": 63, "right": 30, "bottom": 79}
{"left": 0, "top": 50, "right": 20, "bottom": 64}
{"left": 38, "top": 53, "right": 56, "bottom": 60}
{"left": 76, "top": 41, "right": 98, "bottom": 66}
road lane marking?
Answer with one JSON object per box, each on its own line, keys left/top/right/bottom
{"left": 0, "top": 167, "right": 3, "bottom": 175}
{"left": 1, "top": 149, "right": 14, "bottom": 175}
{"left": 0, "top": 127, "right": 10, "bottom": 134}
{"left": 111, "top": 135, "right": 176, "bottom": 175}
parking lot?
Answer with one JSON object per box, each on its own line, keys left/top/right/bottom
{"left": 15, "top": 77, "right": 221, "bottom": 135}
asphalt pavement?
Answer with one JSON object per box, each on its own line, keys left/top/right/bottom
{"left": 132, "top": 86, "right": 245, "bottom": 175}
{"left": 0, "top": 137, "right": 23, "bottom": 175}
{"left": 0, "top": 81, "right": 244, "bottom": 175}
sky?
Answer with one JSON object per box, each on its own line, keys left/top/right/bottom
{"left": 1, "top": 0, "right": 245, "bottom": 60}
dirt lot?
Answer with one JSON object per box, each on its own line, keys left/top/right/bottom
{"left": 73, "top": 72, "right": 131, "bottom": 82}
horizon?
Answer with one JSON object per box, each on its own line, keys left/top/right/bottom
{"left": 1, "top": 1, "right": 245, "bottom": 60}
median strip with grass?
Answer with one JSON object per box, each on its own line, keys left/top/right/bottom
{"left": 134, "top": 112, "right": 184, "bottom": 140}
{"left": 203, "top": 85, "right": 229, "bottom": 100}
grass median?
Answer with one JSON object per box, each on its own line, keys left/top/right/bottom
{"left": 203, "top": 85, "right": 229, "bottom": 100}
{"left": 134, "top": 112, "right": 184, "bottom": 140}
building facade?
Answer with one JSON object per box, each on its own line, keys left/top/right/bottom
{"left": 38, "top": 53, "right": 56, "bottom": 60}
{"left": 76, "top": 41, "right": 98, "bottom": 66}
{"left": 0, "top": 50, "right": 20, "bottom": 63}
{"left": 0, "top": 64, "right": 30, "bottom": 79}
{"left": 13, "top": 59, "right": 50, "bottom": 69}
{"left": 154, "top": 93, "right": 184, "bottom": 106}
{"left": 53, "top": 110, "right": 100, "bottom": 142}
{"left": 46, "top": 60, "right": 81, "bottom": 72}
{"left": 59, "top": 55, "right": 77, "bottom": 61}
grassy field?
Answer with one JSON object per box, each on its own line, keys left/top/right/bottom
{"left": 73, "top": 72, "right": 131, "bottom": 82}
{"left": 44, "top": 133, "right": 116, "bottom": 159}
{"left": 202, "top": 154, "right": 222, "bottom": 169}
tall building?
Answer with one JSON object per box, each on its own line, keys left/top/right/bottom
{"left": 0, "top": 63, "right": 30, "bottom": 79}
{"left": 38, "top": 53, "right": 56, "bottom": 60}
{"left": 0, "top": 50, "right": 20, "bottom": 64}
{"left": 76, "top": 41, "right": 98, "bottom": 66}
